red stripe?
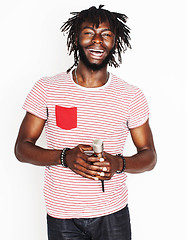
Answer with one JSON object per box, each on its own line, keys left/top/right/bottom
{"left": 23, "top": 72, "right": 149, "bottom": 219}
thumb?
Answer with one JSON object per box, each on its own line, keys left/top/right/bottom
{"left": 78, "top": 144, "right": 93, "bottom": 153}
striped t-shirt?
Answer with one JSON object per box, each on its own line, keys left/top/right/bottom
{"left": 23, "top": 71, "right": 149, "bottom": 219}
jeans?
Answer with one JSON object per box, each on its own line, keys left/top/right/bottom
{"left": 47, "top": 205, "right": 131, "bottom": 240}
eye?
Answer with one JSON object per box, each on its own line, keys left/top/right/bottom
{"left": 83, "top": 31, "right": 94, "bottom": 36}
{"left": 103, "top": 33, "right": 111, "bottom": 37}
{"left": 102, "top": 32, "right": 112, "bottom": 38}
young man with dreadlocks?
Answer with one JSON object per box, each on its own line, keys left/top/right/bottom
{"left": 15, "top": 5, "right": 156, "bottom": 240}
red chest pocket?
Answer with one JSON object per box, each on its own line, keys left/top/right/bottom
{"left": 55, "top": 105, "right": 77, "bottom": 130}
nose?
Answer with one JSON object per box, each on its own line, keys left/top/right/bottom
{"left": 92, "top": 33, "right": 103, "bottom": 44}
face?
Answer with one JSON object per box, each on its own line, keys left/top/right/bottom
{"left": 77, "top": 20, "right": 116, "bottom": 70}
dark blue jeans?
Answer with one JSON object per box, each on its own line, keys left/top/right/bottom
{"left": 47, "top": 205, "right": 131, "bottom": 240}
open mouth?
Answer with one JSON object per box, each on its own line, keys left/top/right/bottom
{"left": 88, "top": 49, "right": 104, "bottom": 57}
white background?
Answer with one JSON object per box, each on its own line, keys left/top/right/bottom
{"left": 1, "top": 0, "right": 186, "bottom": 239}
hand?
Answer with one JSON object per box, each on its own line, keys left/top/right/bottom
{"left": 65, "top": 144, "right": 106, "bottom": 181}
{"left": 88, "top": 152, "right": 122, "bottom": 180}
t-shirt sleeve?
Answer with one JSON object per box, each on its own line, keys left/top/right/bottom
{"left": 127, "top": 88, "right": 150, "bottom": 129}
{"left": 22, "top": 78, "right": 47, "bottom": 120}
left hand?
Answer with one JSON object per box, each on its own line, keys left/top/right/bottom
{"left": 88, "top": 152, "right": 122, "bottom": 180}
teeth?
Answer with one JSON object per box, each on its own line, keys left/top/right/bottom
{"left": 89, "top": 49, "right": 104, "bottom": 53}
{"left": 89, "top": 49, "right": 104, "bottom": 57}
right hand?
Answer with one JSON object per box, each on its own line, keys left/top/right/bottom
{"left": 65, "top": 144, "right": 103, "bottom": 181}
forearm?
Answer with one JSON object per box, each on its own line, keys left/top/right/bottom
{"left": 15, "top": 141, "right": 61, "bottom": 166}
{"left": 124, "top": 149, "right": 157, "bottom": 174}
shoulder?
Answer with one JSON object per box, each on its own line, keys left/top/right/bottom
{"left": 111, "top": 73, "right": 140, "bottom": 95}
{"left": 32, "top": 72, "right": 71, "bottom": 93}
{"left": 39, "top": 72, "right": 70, "bottom": 85}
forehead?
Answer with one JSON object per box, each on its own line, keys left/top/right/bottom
{"left": 80, "top": 19, "right": 113, "bottom": 31}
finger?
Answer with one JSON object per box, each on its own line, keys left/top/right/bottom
{"left": 92, "top": 161, "right": 110, "bottom": 168}
{"left": 87, "top": 156, "right": 100, "bottom": 163}
{"left": 78, "top": 144, "right": 93, "bottom": 152}
{"left": 75, "top": 166, "right": 112, "bottom": 181}
{"left": 87, "top": 157, "right": 105, "bottom": 162}
{"left": 79, "top": 162, "right": 110, "bottom": 176}
{"left": 95, "top": 165, "right": 111, "bottom": 174}
{"left": 74, "top": 169, "right": 99, "bottom": 181}
{"left": 97, "top": 171, "right": 113, "bottom": 180}
{"left": 87, "top": 158, "right": 110, "bottom": 172}
{"left": 98, "top": 175, "right": 112, "bottom": 180}
{"left": 99, "top": 157, "right": 105, "bottom": 162}
{"left": 75, "top": 159, "right": 100, "bottom": 172}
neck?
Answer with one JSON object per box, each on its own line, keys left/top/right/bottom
{"left": 73, "top": 61, "right": 109, "bottom": 88}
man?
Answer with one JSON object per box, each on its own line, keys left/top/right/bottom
{"left": 15, "top": 5, "right": 157, "bottom": 240}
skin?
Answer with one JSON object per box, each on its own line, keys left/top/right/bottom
{"left": 15, "top": 20, "right": 157, "bottom": 182}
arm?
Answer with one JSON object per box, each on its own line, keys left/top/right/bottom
{"left": 14, "top": 112, "right": 62, "bottom": 166}
{"left": 15, "top": 112, "right": 104, "bottom": 180}
{"left": 123, "top": 119, "right": 157, "bottom": 173}
{"left": 14, "top": 112, "right": 98, "bottom": 180}
{"left": 88, "top": 120, "right": 157, "bottom": 180}
{"left": 15, "top": 113, "right": 156, "bottom": 179}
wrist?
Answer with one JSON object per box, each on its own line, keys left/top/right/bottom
{"left": 60, "top": 148, "right": 70, "bottom": 167}
{"left": 116, "top": 154, "right": 126, "bottom": 173}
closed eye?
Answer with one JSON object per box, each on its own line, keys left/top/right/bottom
{"left": 102, "top": 33, "right": 111, "bottom": 37}
{"left": 83, "top": 31, "right": 94, "bottom": 36}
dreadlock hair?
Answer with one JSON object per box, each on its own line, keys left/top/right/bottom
{"left": 61, "top": 5, "right": 131, "bottom": 73}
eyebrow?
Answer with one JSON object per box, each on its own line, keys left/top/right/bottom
{"left": 82, "top": 26, "right": 113, "bottom": 32}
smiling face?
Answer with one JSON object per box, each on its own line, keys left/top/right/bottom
{"left": 77, "top": 20, "right": 116, "bottom": 70}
